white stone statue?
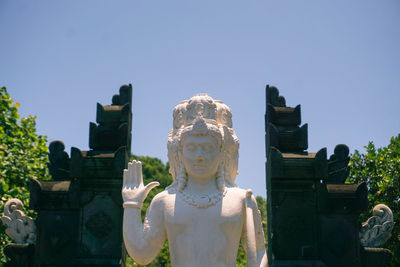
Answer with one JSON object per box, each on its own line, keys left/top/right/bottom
{"left": 122, "top": 94, "right": 267, "bottom": 267}
{"left": 1, "top": 198, "right": 36, "bottom": 244}
{"left": 359, "top": 203, "right": 394, "bottom": 248}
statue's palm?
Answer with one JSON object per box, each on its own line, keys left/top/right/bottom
{"left": 122, "top": 160, "right": 159, "bottom": 207}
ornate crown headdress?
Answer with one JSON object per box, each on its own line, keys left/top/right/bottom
{"left": 167, "top": 94, "right": 239, "bottom": 191}
{"left": 179, "top": 117, "right": 222, "bottom": 149}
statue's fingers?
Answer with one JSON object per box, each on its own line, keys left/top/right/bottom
{"left": 138, "top": 161, "right": 143, "bottom": 184}
{"left": 123, "top": 169, "right": 129, "bottom": 186}
{"left": 130, "top": 161, "right": 137, "bottom": 184}
{"left": 131, "top": 160, "right": 138, "bottom": 185}
{"left": 128, "top": 161, "right": 133, "bottom": 172}
{"left": 144, "top": 181, "right": 160, "bottom": 195}
{"left": 127, "top": 161, "right": 134, "bottom": 184}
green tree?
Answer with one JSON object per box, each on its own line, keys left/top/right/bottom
{"left": 126, "top": 155, "right": 268, "bottom": 266}
{"left": 347, "top": 134, "right": 400, "bottom": 265}
{"left": 0, "top": 87, "right": 50, "bottom": 264}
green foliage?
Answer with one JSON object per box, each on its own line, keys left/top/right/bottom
{"left": 347, "top": 134, "right": 400, "bottom": 265}
{"left": 0, "top": 87, "right": 50, "bottom": 264}
{"left": 126, "top": 155, "right": 268, "bottom": 266}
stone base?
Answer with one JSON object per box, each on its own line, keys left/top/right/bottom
{"left": 3, "top": 243, "right": 35, "bottom": 267}
{"left": 361, "top": 247, "right": 392, "bottom": 267}
{"left": 272, "top": 260, "right": 328, "bottom": 267}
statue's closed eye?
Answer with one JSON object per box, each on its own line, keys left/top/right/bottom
{"left": 202, "top": 144, "right": 215, "bottom": 152}
{"left": 186, "top": 144, "right": 196, "bottom": 152}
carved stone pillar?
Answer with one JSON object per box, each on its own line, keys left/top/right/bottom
{"left": 265, "top": 85, "right": 391, "bottom": 267}
{"left": 29, "top": 84, "right": 132, "bottom": 266}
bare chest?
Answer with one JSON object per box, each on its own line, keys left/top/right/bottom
{"left": 163, "top": 192, "right": 244, "bottom": 236}
{"left": 161, "top": 189, "right": 246, "bottom": 266}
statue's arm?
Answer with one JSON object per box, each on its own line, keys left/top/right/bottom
{"left": 252, "top": 196, "right": 268, "bottom": 267}
{"left": 243, "top": 192, "right": 268, "bottom": 267}
{"left": 122, "top": 160, "right": 165, "bottom": 265}
{"left": 123, "top": 194, "right": 167, "bottom": 265}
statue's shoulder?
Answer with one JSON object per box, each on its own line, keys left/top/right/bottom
{"left": 225, "top": 186, "right": 248, "bottom": 201}
{"left": 151, "top": 186, "right": 177, "bottom": 205}
{"left": 225, "top": 186, "right": 259, "bottom": 205}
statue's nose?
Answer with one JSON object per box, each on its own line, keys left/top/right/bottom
{"left": 195, "top": 147, "right": 205, "bottom": 161}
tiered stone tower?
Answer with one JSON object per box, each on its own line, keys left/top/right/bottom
{"left": 29, "top": 84, "right": 132, "bottom": 266}
{"left": 265, "top": 85, "right": 392, "bottom": 267}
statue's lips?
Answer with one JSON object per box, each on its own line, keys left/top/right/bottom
{"left": 193, "top": 164, "right": 207, "bottom": 169}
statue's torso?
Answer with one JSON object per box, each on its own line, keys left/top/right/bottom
{"left": 158, "top": 187, "right": 246, "bottom": 267}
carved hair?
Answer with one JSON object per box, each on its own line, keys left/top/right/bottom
{"left": 167, "top": 94, "right": 239, "bottom": 191}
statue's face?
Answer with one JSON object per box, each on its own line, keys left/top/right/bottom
{"left": 181, "top": 135, "right": 221, "bottom": 180}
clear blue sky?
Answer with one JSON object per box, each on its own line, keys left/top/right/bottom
{"left": 1, "top": 0, "right": 399, "bottom": 197}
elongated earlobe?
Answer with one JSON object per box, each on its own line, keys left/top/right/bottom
{"left": 216, "top": 162, "right": 225, "bottom": 191}
{"left": 177, "top": 163, "right": 187, "bottom": 192}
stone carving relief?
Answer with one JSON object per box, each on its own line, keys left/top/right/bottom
{"left": 1, "top": 198, "right": 36, "bottom": 244}
{"left": 85, "top": 211, "right": 113, "bottom": 239}
{"left": 359, "top": 204, "right": 394, "bottom": 248}
{"left": 122, "top": 94, "right": 267, "bottom": 267}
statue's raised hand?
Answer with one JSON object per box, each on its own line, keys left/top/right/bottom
{"left": 122, "top": 160, "right": 160, "bottom": 209}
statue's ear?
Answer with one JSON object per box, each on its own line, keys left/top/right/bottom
{"left": 218, "top": 150, "right": 225, "bottom": 164}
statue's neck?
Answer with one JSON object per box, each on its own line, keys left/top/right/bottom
{"left": 185, "top": 175, "right": 217, "bottom": 194}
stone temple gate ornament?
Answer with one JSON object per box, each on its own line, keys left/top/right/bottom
{"left": 359, "top": 204, "right": 394, "bottom": 248}
{"left": 1, "top": 198, "right": 36, "bottom": 244}
{"left": 122, "top": 94, "right": 267, "bottom": 266}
